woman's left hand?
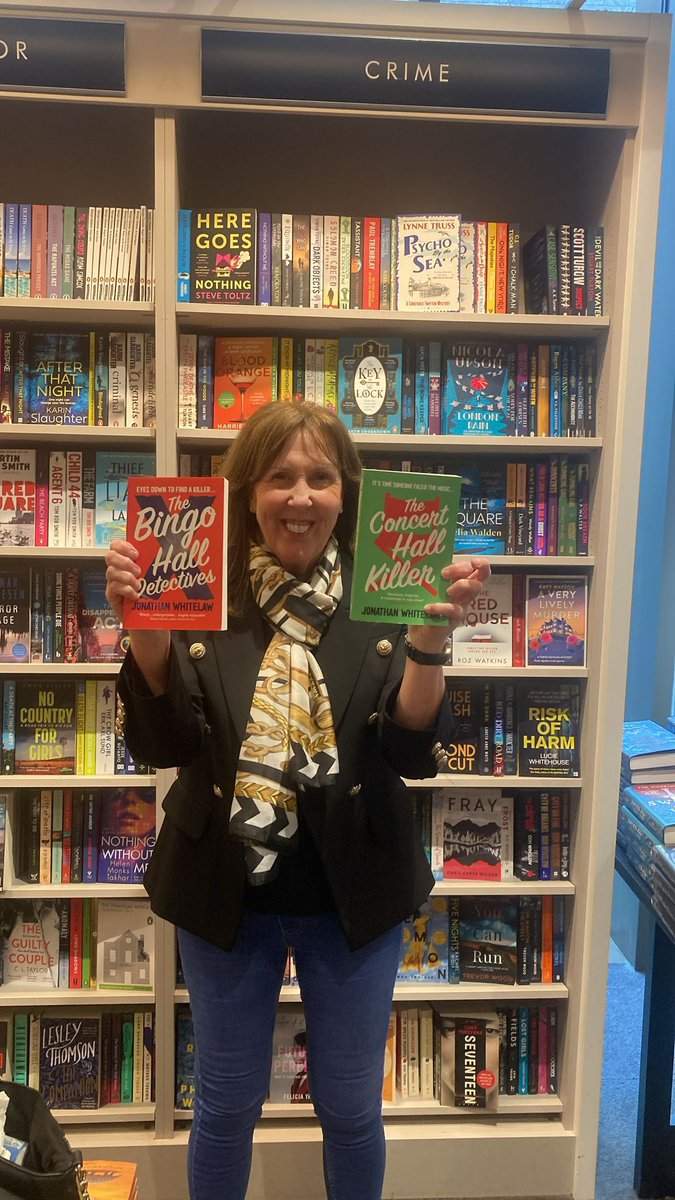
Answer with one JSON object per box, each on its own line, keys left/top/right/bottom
{"left": 406, "top": 557, "right": 492, "bottom": 652}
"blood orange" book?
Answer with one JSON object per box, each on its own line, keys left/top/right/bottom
{"left": 350, "top": 468, "right": 461, "bottom": 625}
{"left": 123, "top": 477, "right": 227, "bottom": 630}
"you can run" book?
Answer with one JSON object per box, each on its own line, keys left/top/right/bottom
{"left": 350, "top": 468, "right": 461, "bottom": 625}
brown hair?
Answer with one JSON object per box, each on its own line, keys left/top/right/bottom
{"left": 224, "top": 401, "right": 362, "bottom": 614}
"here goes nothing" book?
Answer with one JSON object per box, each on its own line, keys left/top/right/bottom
{"left": 350, "top": 468, "right": 461, "bottom": 625}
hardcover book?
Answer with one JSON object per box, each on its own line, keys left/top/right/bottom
{"left": 350, "top": 469, "right": 461, "bottom": 625}
{"left": 397, "top": 897, "right": 450, "bottom": 983}
{"left": 526, "top": 576, "right": 587, "bottom": 667}
{"left": 81, "top": 1161, "right": 138, "bottom": 1200}
{"left": 27, "top": 332, "right": 92, "bottom": 426}
{"left": 451, "top": 573, "right": 513, "bottom": 667}
{"left": 0, "top": 568, "right": 31, "bottom": 663}
{"left": 40, "top": 1013, "right": 100, "bottom": 1109}
{"left": 518, "top": 684, "right": 581, "bottom": 778}
{"left": 97, "top": 788, "right": 157, "bottom": 883}
{"left": 14, "top": 680, "right": 77, "bottom": 774}
{"left": 395, "top": 214, "right": 461, "bottom": 312}
{"left": 269, "top": 1012, "right": 311, "bottom": 1103}
{"left": 443, "top": 344, "right": 511, "bottom": 436}
{"left": 0, "top": 450, "right": 36, "bottom": 548}
{"left": 337, "top": 337, "right": 402, "bottom": 433}
{"left": 432, "top": 1005, "right": 500, "bottom": 1108}
{"left": 213, "top": 336, "right": 276, "bottom": 429}
{"left": 622, "top": 720, "right": 675, "bottom": 771}
{"left": 620, "top": 784, "right": 675, "bottom": 846}
{"left": 431, "top": 789, "right": 514, "bottom": 882}
{"left": 189, "top": 209, "right": 256, "bottom": 305}
{"left": 123, "top": 477, "right": 228, "bottom": 631}
{"left": 459, "top": 898, "right": 518, "bottom": 984}
{"left": 96, "top": 897, "right": 155, "bottom": 991}
{"left": 94, "top": 452, "right": 156, "bottom": 548}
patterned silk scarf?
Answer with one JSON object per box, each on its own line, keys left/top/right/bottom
{"left": 229, "top": 536, "right": 343, "bottom": 885}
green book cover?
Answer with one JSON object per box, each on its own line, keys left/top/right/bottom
{"left": 350, "top": 469, "right": 461, "bottom": 625}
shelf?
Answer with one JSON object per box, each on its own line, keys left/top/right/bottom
{"left": 2, "top": 884, "right": 148, "bottom": 898}
{"left": 54, "top": 1104, "right": 155, "bottom": 1125}
{"left": 175, "top": 982, "right": 568, "bottom": 1004}
{"left": 0, "top": 424, "right": 156, "bottom": 446}
{"left": 174, "top": 1095, "right": 562, "bottom": 1120}
{"left": 405, "top": 775, "right": 583, "bottom": 789}
{"left": 177, "top": 427, "right": 603, "bottom": 455}
{"left": 2, "top": 775, "right": 157, "bottom": 788}
{"left": 2, "top": 989, "right": 155, "bottom": 1005}
{"left": 443, "top": 666, "right": 588, "bottom": 678}
{"left": 0, "top": 298, "right": 154, "bottom": 326}
{"left": 0, "top": 663, "right": 122, "bottom": 676}
{"left": 176, "top": 304, "right": 609, "bottom": 340}
{"left": 431, "top": 880, "right": 574, "bottom": 896}
{"left": 0, "top": 548, "right": 107, "bottom": 561}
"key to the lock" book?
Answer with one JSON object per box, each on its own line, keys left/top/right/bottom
{"left": 350, "top": 468, "right": 461, "bottom": 625}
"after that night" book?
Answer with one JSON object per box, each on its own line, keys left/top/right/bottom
{"left": 350, "top": 468, "right": 461, "bottom": 626}
{"left": 123, "top": 477, "right": 228, "bottom": 631}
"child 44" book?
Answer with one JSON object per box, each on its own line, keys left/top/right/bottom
{"left": 350, "top": 468, "right": 461, "bottom": 626}
{"left": 123, "top": 477, "right": 227, "bottom": 631}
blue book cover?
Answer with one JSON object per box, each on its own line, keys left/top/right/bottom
{"left": 414, "top": 340, "right": 428, "bottom": 434}
{"left": 257, "top": 212, "right": 271, "bottom": 306}
{"left": 337, "top": 336, "right": 401, "bottom": 433}
{"left": 617, "top": 803, "right": 660, "bottom": 861}
{"left": 94, "top": 451, "right": 156, "bottom": 547}
{"left": 454, "top": 463, "right": 507, "bottom": 554}
{"left": 667, "top": 716, "right": 675, "bottom": 735}
{"left": 518, "top": 1007, "right": 529, "bottom": 1095}
{"left": 175, "top": 1009, "right": 195, "bottom": 1109}
{"left": 17, "top": 205, "right": 32, "bottom": 298}
{"left": 654, "top": 842, "right": 675, "bottom": 882}
{"left": 397, "top": 897, "right": 450, "bottom": 983}
{"left": 622, "top": 720, "right": 675, "bottom": 769}
{"left": 442, "top": 344, "right": 511, "bottom": 436}
{"left": 550, "top": 344, "right": 562, "bottom": 437}
{"left": 197, "top": 334, "right": 214, "bottom": 428}
{"left": 621, "top": 783, "right": 675, "bottom": 844}
{"left": 3, "top": 205, "right": 18, "bottom": 297}
{"left": 177, "top": 209, "right": 191, "bottom": 302}
{"left": 27, "top": 333, "right": 91, "bottom": 426}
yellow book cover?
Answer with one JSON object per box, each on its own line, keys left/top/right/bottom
{"left": 486, "top": 221, "right": 498, "bottom": 314}
{"left": 279, "top": 336, "right": 294, "bottom": 402}
{"left": 537, "top": 343, "right": 551, "bottom": 438}
{"left": 84, "top": 679, "right": 97, "bottom": 776}
{"left": 82, "top": 1161, "right": 138, "bottom": 1200}
{"left": 324, "top": 339, "right": 339, "bottom": 412}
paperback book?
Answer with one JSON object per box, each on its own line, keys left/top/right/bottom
{"left": 451, "top": 573, "right": 512, "bottom": 667}
{"left": 213, "top": 336, "right": 276, "bottom": 429}
{"left": 620, "top": 783, "right": 675, "bottom": 845}
{"left": 526, "top": 576, "right": 587, "bottom": 667}
{"left": 350, "top": 468, "right": 461, "bottom": 625}
{"left": 40, "top": 1013, "right": 100, "bottom": 1109}
{"left": 123, "top": 477, "right": 228, "bottom": 630}
{"left": 0, "top": 899, "right": 60, "bottom": 988}
{"left": 27, "top": 332, "right": 92, "bottom": 425}
{"left": 96, "top": 898, "right": 155, "bottom": 991}
{"left": 395, "top": 214, "right": 461, "bottom": 312}
{"left": 77, "top": 568, "right": 128, "bottom": 662}
{"left": 337, "top": 337, "right": 402, "bottom": 433}
{"left": 189, "top": 209, "right": 257, "bottom": 305}
{"left": 518, "top": 684, "right": 581, "bottom": 778}
{"left": 454, "top": 463, "right": 507, "bottom": 555}
{"left": 432, "top": 1006, "right": 500, "bottom": 1108}
{"left": 97, "top": 788, "right": 156, "bottom": 883}
{"left": 94, "top": 452, "right": 156, "bottom": 548}
{"left": 458, "top": 898, "right": 518, "bottom": 984}
{"left": 14, "top": 680, "right": 77, "bottom": 774}
{"left": 397, "top": 897, "right": 450, "bottom": 983}
{"left": 443, "top": 344, "right": 511, "bottom": 436}
{"left": 269, "top": 1012, "right": 311, "bottom": 1103}
{"left": 431, "top": 789, "right": 514, "bottom": 882}
{"left": 0, "top": 449, "right": 36, "bottom": 548}
{"left": 0, "top": 568, "right": 31, "bottom": 663}
{"left": 175, "top": 1007, "right": 195, "bottom": 1110}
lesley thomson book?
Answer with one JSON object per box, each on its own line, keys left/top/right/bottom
{"left": 123, "top": 477, "right": 228, "bottom": 630}
{"left": 350, "top": 469, "right": 461, "bottom": 625}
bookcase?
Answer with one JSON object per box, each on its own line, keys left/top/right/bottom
{"left": 0, "top": 2, "right": 670, "bottom": 1198}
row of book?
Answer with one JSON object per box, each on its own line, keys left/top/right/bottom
{"left": 0, "top": 896, "right": 154, "bottom": 992}
{"left": 4, "top": 786, "right": 155, "bottom": 889}
{"left": 0, "top": 330, "right": 156, "bottom": 428}
{"left": 0, "top": 203, "right": 155, "bottom": 303}
{"left": 616, "top": 721, "right": 675, "bottom": 896}
{"left": 177, "top": 209, "right": 604, "bottom": 317}
{"left": 175, "top": 1002, "right": 559, "bottom": 1110}
{"left": 0, "top": 679, "right": 152, "bottom": 777}
{"left": 410, "top": 789, "right": 571, "bottom": 884}
{"left": 1, "top": 1005, "right": 155, "bottom": 1110}
{"left": 177, "top": 332, "right": 598, "bottom": 438}
{"left": 0, "top": 448, "right": 156, "bottom": 549}
{"left": 0, "top": 566, "right": 126, "bottom": 666}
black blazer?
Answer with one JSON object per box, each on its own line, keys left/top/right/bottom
{"left": 117, "top": 561, "right": 454, "bottom": 951}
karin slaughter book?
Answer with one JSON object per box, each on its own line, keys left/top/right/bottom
{"left": 350, "top": 468, "right": 461, "bottom": 626}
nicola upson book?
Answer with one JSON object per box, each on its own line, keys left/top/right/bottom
{"left": 123, "top": 477, "right": 228, "bottom": 631}
{"left": 350, "top": 468, "right": 461, "bottom": 625}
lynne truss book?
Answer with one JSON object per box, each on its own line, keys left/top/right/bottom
{"left": 0, "top": 567, "right": 31, "bottom": 664}
{"left": 350, "top": 469, "right": 461, "bottom": 626}
{"left": 396, "top": 897, "right": 450, "bottom": 983}
{"left": 94, "top": 452, "right": 156, "bottom": 548}
{"left": 40, "top": 1013, "right": 100, "bottom": 1110}
{"left": 443, "top": 344, "right": 512, "bottom": 436}
{"left": 337, "top": 337, "right": 402, "bottom": 433}
{"left": 27, "top": 332, "right": 92, "bottom": 425}
{"left": 123, "top": 477, "right": 227, "bottom": 631}
{"left": 431, "top": 789, "right": 513, "bottom": 882}
{"left": 97, "top": 787, "right": 156, "bottom": 883}
{"left": 431, "top": 1005, "right": 500, "bottom": 1109}
{"left": 0, "top": 449, "right": 36, "bottom": 549}
{"left": 526, "top": 575, "right": 587, "bottom": 667}
{"left": 395, "top": 214, "right": 461, "bottom": 313}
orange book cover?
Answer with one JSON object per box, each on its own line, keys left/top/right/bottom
{"left": 495, "top": 221, "right": 508, "bottom": 314}
{"left": 382, "top": 1010, "right": 396, "bottom": 1102}
{"left": 213, "top": 336, "right": 277, "bottom": 429}
{"left": 536, "top": 343, "right": 550, "bottom": 437}
{"left": 541, "top": 895, "right": 553, "bottom": 983}
{"left": 82, "top": 1161, "right": 138, "bottom": 1200}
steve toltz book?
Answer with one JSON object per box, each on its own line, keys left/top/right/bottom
{"left": 123, "top": 477, "right": 228, "bottom": 631}
{"left": 350, "top": 468, "right": 461, "bottom": 626}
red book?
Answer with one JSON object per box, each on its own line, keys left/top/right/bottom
{"left": 534, "top": 463, "right": 549, "bottom": 556}
{"left": 512, "top": 573, "right": 525, "bottom": 667}
{"left": 30, "top": 204, "right": 48, "bottom": 298}
{"left": 363, "top": 217, "right": 381, "bottom": 309}
{"left": 110, "top": 1012, "right": 123, "bottom": 1105}
{"left": 69, "top": 897, "right": 83, "bottom": 989}
{"left": 495, "top": 221, "right": 508, "bottom": 314}
{"left": 61, "top": 789, "right": 73, "bottom": 884}
{"left": 35, "top": 448, "right": 49, "bottom": 547}
{"left": 123, "top": 476, "right": 228, "bottom": 631}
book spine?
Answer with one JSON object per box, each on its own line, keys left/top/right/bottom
{"left": 3, "top": 205, "right": 18, "bottom": 297}
{"left": 495, "top": 221, "right": 508, "bottom": 314}
{"left": 17, "top": 205, "right": 32, "bottom": 298}
{"left": 12, "top": 329, "right": 28, "bottom": 422}
{"left": 363, "top": 216, "right": 380, "bottom": 310}
{"left": 196, "top": 334, "right": 214, "bottom": 428}
{"left": 35, "top": 449, "right": 50, "bottom": 547}
{"left": 350, "top": 217, "right": 364, "bottom": 309}
{"left": 65, "top": 450, "right": 83, "bottom": 548}
{"left": 572, "top": 226, "right": 586, "bottom": 315}
{"left": 380, "top": 217, "right": 392, "bottom": 311}
{"left": 338, "top": 216, "right": 351, "bottom": 310}
{"left": 83, "top": 793, "right": 99, "bottom": 882}
{"left": 48, "top": 451, "right": 67, "bottom": 548}
{"left": 61, "top": 789, "right": 73, "bottom": 884}
{"left": 108, "top": 333, "right": 127, "bottom": 427}
{"left": 323, "top": 215, "right": 340, "bottom": 309}
{"left": 178, "top": 334, "right": 198, "bottom": 428}
{"left": 534, "top": 462, "right": 548, "bottom": 556}
{"left": 126, "top": 332, "right": 144, "bottom": 428}
{"left": 95, "top": 680, "right": 115, "bottom": 776}
{"left": 143, "top": 332, "right": 156, "bottom": 428}
{"left": 70, "top": 793, "right": 84, "bottom": 883}
{"left": 82, "top": 450, "right": 96, "bottom": 548}
{"left": 133, "top": 1011, "right": 144, "bottom": 1103}
{"left": 74, "top": 207, "right": 88, "bottom": 299}
{"left": 62, "top": 205, "right": 75, "bottom": 299}
{"left": 507, "top": 224, "right": 520, "bottom": 314}
{"left": 257, "top": 212, "right": 271, "bottom": 306}
{"left": 292, "top": 213, "right": 310, "bottom": 307}
{"left": 31, "top": 204, "right": 48, "bottom": 298}
{"left": 281, "top": 213, "right": 293, "bottom": 306}
{"left": 310, "top": 214, "right": 323, "bottom": 309}
{"left": 69, "top": 897, "right": 83, "bottom": 988}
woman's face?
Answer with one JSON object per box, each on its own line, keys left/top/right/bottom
{"left": 250, "top": 430, "right": 343, "bottom": 579}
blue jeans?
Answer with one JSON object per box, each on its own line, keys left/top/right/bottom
{"left": 177, "top": 912, "right": 402, "bottom": 1200}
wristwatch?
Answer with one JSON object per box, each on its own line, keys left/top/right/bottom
{"left": 403, "top": 634, "right": 452, "bottom": 666}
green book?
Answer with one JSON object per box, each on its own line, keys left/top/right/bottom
{"left": 350, "top": 468, "right": 461, "bottom": 625}
{"left": 121, "top": 1013, "right": 135, "bottom": 1103}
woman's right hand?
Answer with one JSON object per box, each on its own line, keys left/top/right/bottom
{"left": 105, "top": 539, "right": 142, "bottom": 623}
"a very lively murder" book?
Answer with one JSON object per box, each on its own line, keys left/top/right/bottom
{"left": 123, "top": 477, "right": 228, "bottom": 631}
{"left": 350, "top": 469, "right": 461, "bottom": 626}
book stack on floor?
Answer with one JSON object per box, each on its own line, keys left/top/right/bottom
{"left": 82, "top": 1160, "right": 138, "bottom": 1200}
{"left": 617, "top": 720, "right": 675, "bottom": 890}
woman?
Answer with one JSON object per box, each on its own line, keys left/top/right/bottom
{"left": 106, "top": 401, "right": 489, "bottom": 1200}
